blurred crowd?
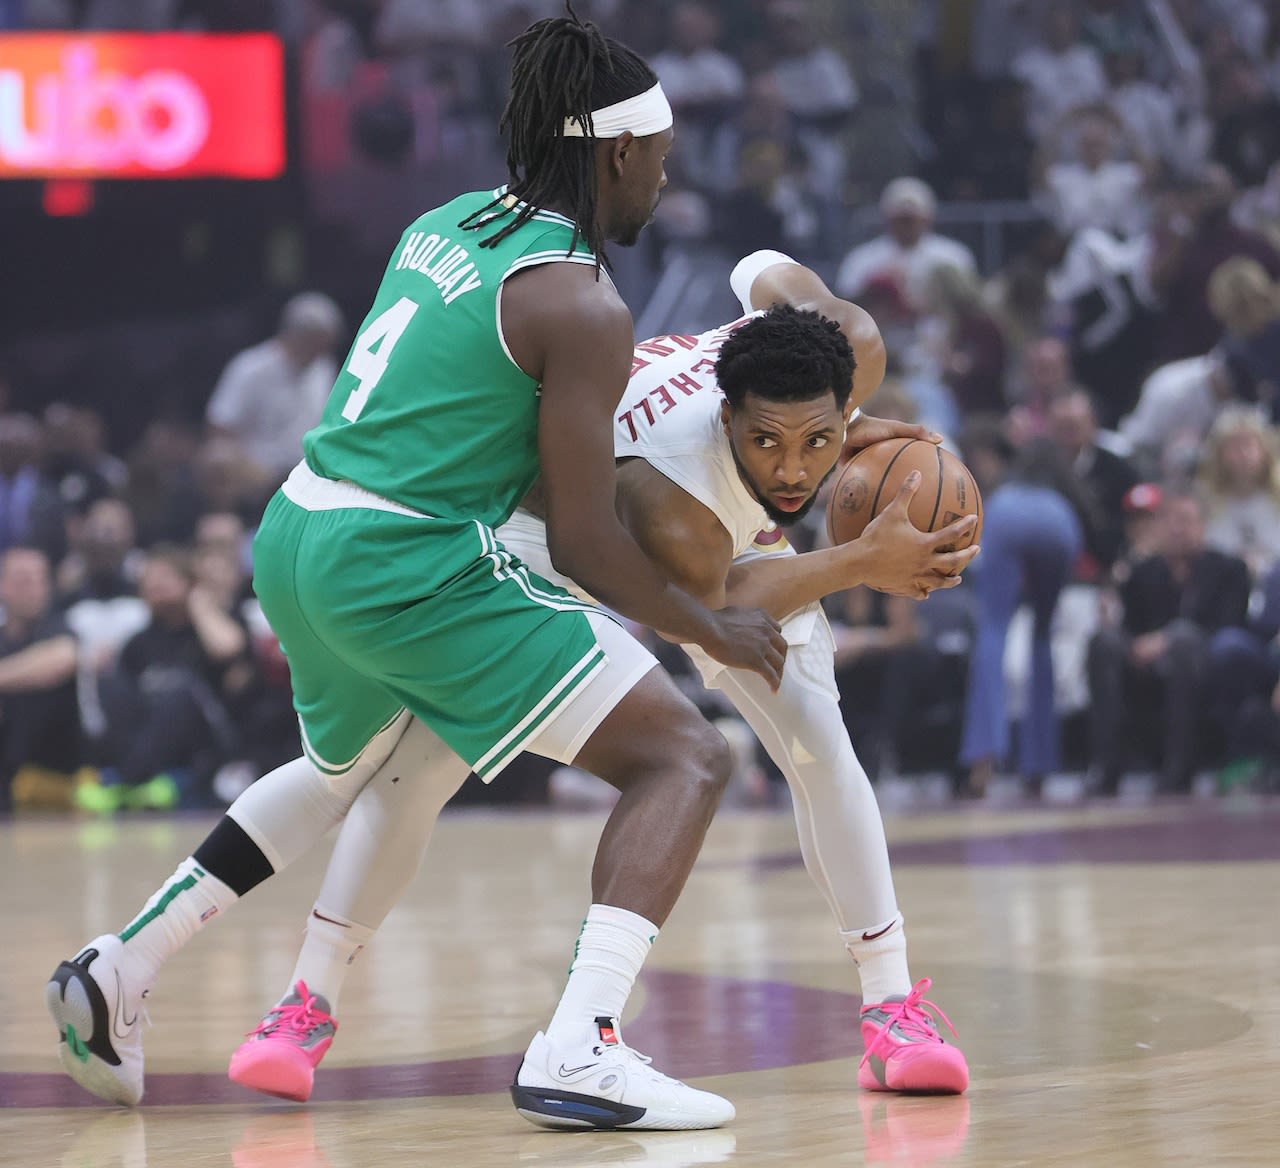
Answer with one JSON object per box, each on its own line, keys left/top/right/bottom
{"left": 3, "top": 0, "right": 1280, "bottom": 813}
{"left": 0, "top": 295, "right": 341, "bottom": 814}
{"left": 795, "top": 0, "right": 1280, "bottom": 802}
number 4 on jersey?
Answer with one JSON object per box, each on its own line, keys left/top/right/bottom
{"left": 341, "top": 296, "right": 419, "bottom": 421}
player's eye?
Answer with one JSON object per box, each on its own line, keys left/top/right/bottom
{"left": 754, "top": 436, "right": 777, "bottom": 449}
{"left": 808, "top": 436, "right": 829, "bottom": 448}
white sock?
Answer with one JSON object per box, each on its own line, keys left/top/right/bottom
{"left": 544, "top": 904, "right": 656, "bottom": 1047}
{"left": 117, "top": 857, "right": 239, "bottom": 983}
{"left": 285, "top": 906, "right": 374, "bottom": 1014}
{"left": 842, "top": 915, "right": 911, "bottom": 1004}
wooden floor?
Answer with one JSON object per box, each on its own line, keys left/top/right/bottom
{"left": 2, "top": 796, "right": 1279, "bottom": 1167}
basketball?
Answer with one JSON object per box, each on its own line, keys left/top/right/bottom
{"left": 826, "top": 438, "right": 983, "bottom": 548}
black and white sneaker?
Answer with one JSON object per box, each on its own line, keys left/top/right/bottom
{"left": 511, "top": 1016, "right": 735, "bottom": 1131}
{"left": 45, "top": 935, "right": 149, "bottom": 1106}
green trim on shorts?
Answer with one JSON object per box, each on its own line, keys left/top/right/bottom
{"left": 473, "top": 520, "right": 600, "bottom": 616}
{"left": 473, "top": 644, "right": 608, "bottom": 780}
{"left": 299, "top": 705, "right": 408, "bottom": 777}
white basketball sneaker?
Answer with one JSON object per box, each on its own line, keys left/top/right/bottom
{"left": 45, "top": 935, "right": 150, "bottom": 1106}
{"left": 510, "top": 1017, "right": 735, "bottom": 1131}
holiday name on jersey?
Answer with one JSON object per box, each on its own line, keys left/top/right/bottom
{"left": 394, "top": 231, "right": 484, "bottom": 305}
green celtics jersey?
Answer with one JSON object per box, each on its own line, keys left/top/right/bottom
{"left": 303, "top": 188, "right": 596, "bottom": 527}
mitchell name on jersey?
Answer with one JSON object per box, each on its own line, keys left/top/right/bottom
{"left": 614, "top": 315, "right": 770, "bottom": 557}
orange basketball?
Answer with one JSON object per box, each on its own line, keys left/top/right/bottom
{"left": 826, "top": 438, "right": 983, "bottom": 548}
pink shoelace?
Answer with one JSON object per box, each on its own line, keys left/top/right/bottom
{"left": 859, "top": 977, "right": 958, "bottom": 1069}
{"left": 245, "top": 980, "right": 332, "bottom": 1041}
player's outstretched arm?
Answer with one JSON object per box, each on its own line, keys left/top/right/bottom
{"left": 503, "top": 263, "right": 787, "bottom": 689}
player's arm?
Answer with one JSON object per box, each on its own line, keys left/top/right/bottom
{"left": 724, "top": 475, "right": 981, "bottom": 615}
{"left": 732, "top": 251, "right": 886, "bottom": 407}
{"left": 615, "top": 470, "right": 735, "bottom": 615}
{"left": 503, "top": 264, "right": 786, "bottom": 686}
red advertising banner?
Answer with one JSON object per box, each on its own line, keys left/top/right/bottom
{"left": 0, "top": 33, "right": 285, "bottom": 178}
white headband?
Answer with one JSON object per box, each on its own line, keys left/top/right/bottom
{"left": 562, "top": 82, "right": 673, "bottom": 139}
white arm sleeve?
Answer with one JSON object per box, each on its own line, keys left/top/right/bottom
{"left": 729, "top": 249, "right": 800, "bottom": 314}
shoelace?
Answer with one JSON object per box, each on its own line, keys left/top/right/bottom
{"left": 246, "top": 980, "right": 331, "bottom": 1041}
{"left": 593, "top": 1041, "right": 678, "bottom": 1084}
{"left": 859, "top": 977, "right": 958, "bottom": 1069}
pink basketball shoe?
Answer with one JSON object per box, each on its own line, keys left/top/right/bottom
{"left": 858, "top": 978, "right": 969, "bottom": 1094}
{"left": 228, "top": 981, "right": 337, "bottom": 1102}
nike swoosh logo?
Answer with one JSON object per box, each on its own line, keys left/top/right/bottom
{"left": 66, "top": 1024, "right": 91, "bottom": 1064}
{"left": 861, "top": 923, "right": 896, "bottom": 941}
{"left": 557, "top": 1062, "right": 598, "bottom": 1077}
{"left": 112, "top": 969, "right": 137, "bottom": 1040}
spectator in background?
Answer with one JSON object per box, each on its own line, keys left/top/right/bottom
{"left": 59, "top": 499, "right": 150, "bottom": 762}
{"left": 1087, "top": 486, "right": 1252, "bottom": 793}
{"left": 0, "top": 414, "right": 67, "bottom": 565}
{"left": 714, "top": 132, "right": 820, "bottom": 259}
{"left": 0, "top": 547, "right": 81, "bottom": 812}
{"left": 1012, "top": 5, "right": 1107, "bottom": 140}
{"left": 1118, "top": 351, "right": 1228, "bottom": 471}
{"left": 1207, "top": 556, "right": 1280, "bottom": 789}
{"left": 763, "top": 0, "right": 856, "bottom": 194}
{"left": 194, "top": 511, "right": 252, "bottom": 579}
{"left": 835, "top": 178, "right": 976, "bottom": 339}
{"left": 1034, "top": 105, "right": 1153, "bottom": 239}
{"left": 958, "top": 429, "right": 1085, "bottom": 799}
{"left": 192, "top": 515, "right": 253, "bottom": 616}
{"left": 205, "top": 292, "right": 344, "bottom": 484}
{"left": 829, "top": 585, "right": 937, "bottom": 784}
{"left": 74, "top": 546, "right": 250, "bottom": 814}
{"left": 1148, "top": 166, "right": 1280, "bottom": 364}
{"left": 920, "top": 264, "right": 1008, "bottom": 417}
{"left": 1047, "top": 387, "right": 1140, "bottom": 580}
{"left": 1113, "top": 481, "right": 1165, "bottom": 580}
{"left": 1044, "top": 221, "right": 1156, "bottom": 427}
{"left": 40, "top": 404, "right": 124, "bottom": 527}
{"left": 1209, "top": 51, "right": 1280, "bottom": 191}
{"left": 1195, "top": 405, "right": 1280, "bottom": 578}
{"left": 983, "top": 217, "right": 1065, "bottom": 359}
{"left": 651, "top": 1, "right": 744, "bottom": 184}
{"left": 1006, "top": 334, "right": 1074, "bottom": 441}
{"left": 192, "top": 436, "right": 275, "bottom": 529}
{"left": 1102, "top": 38, "right": 1202, "bottom": 181}
{"left": 1208, "top": 255, "right": 1280, "bottom": 420}
{"left": 58, "top": 497, "right": 142, "bottom": 605}
{"left": 121, "top": 419, "right": 205, "bottom": 547}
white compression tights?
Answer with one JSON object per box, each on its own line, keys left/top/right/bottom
{"left": 703, "top": 614, "right": 901, "bottom": 933}
{"left": 227, "top": 717, "right": 472, "bottom": 931}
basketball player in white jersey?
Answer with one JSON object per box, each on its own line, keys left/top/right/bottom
{"left": 217, "top": 250, "right": 978, "bottom": 1106}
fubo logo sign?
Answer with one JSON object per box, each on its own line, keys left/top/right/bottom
{"left": 0, "top": 44, "right": 210, "bottom": 170}
{"left": 0, "top": 34, "right": 285, "bottom": 178}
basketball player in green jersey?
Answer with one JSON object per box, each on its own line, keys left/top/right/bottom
{"left": 45, "top": 9, "right": 784, "bottom": 1130}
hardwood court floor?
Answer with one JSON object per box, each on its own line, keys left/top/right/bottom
{"left": 2, "top": 797, "right": 1278, "bottom": 1167}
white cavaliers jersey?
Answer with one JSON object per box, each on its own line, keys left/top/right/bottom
{"left": 613, "top": 316, "right": 769, "bottom": 557}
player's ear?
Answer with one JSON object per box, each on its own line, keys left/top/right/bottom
{"left": 610, "top": 131, "right": 635, "bottom": 177}
{"left": 720, "top": 400, "right": 731, "bottom": 433}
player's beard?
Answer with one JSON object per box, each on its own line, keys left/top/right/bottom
{"left": 728, "top": 441, "right": 836, "bottom": 528}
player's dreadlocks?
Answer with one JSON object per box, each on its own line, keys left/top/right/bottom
{"left": 716, "top": 306, "right": 858, "bottom": 409}
{"left": 458, "top": 2, "right": 657, "bottom": 270}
